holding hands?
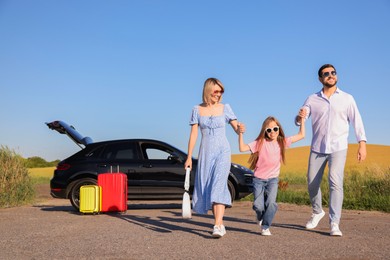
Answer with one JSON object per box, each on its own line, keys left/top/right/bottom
{"left": 237, "top": 122, "right": 246, "bottom": 134}
{"left": 295, "top": 108, "right": 307, "bottom": 125}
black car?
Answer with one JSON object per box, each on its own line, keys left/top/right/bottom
{"left": 46, "top": 120, "right": 253, "bottom": 210}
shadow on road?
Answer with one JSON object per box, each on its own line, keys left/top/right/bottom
{"left": 273, "top": 222, "right": 329, "bottom": 236}
{"left": 34, "top": 200, "right": 330, "bottom": 237}
{"left": 102, "top": 209, "right": 261, "bottom": 238}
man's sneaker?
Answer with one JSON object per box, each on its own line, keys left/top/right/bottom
{"left": 305, "top": 209, "right": 325, "bottom": 229}
{"left": 261, "top": 228, "right": 272, "bottom": 236}
{"left": 330, "top": 223, "right": 343, "bottom": 237}
{"left": 212, "top": 225, "right": 226, "bottom": 238}
{"left": 256, "top": 220, "right": 262, "bottom": 227}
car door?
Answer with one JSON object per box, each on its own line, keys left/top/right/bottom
{"left": 137, "top": 141, "right": 185, "bottom": 197}
{"left": 98, "top": 141, "right": 142, "bottom": 197}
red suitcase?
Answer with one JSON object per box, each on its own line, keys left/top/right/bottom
{"left": 98, "top": 166, "right": 128, "bottom": 213}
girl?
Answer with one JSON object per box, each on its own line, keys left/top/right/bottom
{"left": 238, "top": 115, "right": 305, "bottom": 236}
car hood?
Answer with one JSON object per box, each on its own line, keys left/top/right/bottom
{"left": 46, "top": 120, "right": 93, "bottom": 147}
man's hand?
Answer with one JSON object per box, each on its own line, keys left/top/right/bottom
{"left": 357, "top": 141, "right": 367, "bottom": 162}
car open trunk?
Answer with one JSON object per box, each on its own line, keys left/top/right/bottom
{"left": 46, "top": 120, "right": 93, "bottom": 148}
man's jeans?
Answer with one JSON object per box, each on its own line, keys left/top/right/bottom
{"left": 252, "top": 177, "right": 278, "bottom": 229}
{"left": 307, "top": 149, "right": 347, "bottom": 224}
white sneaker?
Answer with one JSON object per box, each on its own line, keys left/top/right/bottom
{"left": 306, "top": 210, "right": 325, "bottom": 229}
{"left": 256, "top": 219, "right": 262, "bottom": 227}
{"left": 212, "top": 225, "right": 226, "bottom": 238}
{"left": 330, "top": 223, "right": 343, "bottom": 236}
{"left": 261, "top": 228, "right": 272, "bottom": 236}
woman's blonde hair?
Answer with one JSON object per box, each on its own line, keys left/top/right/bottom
{"left": 202, "top": 78, "right": 224, "bottom": 104}
{"left": 248, "top": 116, "right": 287, "bottom": 170}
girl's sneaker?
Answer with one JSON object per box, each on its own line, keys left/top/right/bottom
{"left": 261, "top": 228, "right": 272, "bottom": 236}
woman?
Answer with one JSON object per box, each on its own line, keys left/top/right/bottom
{"left": 185, "top": 77, "right": 241, "bottom": 238}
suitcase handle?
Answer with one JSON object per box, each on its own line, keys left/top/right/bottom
{"left": 110, "top": 165, "right": 120, "bottom": 173}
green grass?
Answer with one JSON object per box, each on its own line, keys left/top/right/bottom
{"left": 274, "top": 166, "right": 389, "bottom": 212}
{"left": 235, "top": 144, "right": 390, "bottom": 212}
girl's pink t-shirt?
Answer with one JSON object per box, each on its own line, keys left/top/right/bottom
{"left": 248, "top": 137, "right": 292, "bottom": 179}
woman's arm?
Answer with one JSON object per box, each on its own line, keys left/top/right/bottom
{"left": 185, "top": 124, "right": 198, "bottom": 169}
{"left": 230, "top": 119, "right": 240, "bottom": 134}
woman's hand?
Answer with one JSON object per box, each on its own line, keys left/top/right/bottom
{"left": 238, "top": 122, "right": 246, "bottom": 133}
{"left": 184, "top": 158, "right": 192, "bottom": 170}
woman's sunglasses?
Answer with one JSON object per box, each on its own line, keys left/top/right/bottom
{"left": 266, "top": 126, "right": 279, "bottom": 133}
{"left": 212, "top": 90, "right": 224, "bottom": 95}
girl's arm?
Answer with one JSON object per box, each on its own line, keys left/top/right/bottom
{"left": 239, "top": 132, "right": 251, "bottom": 152}
{"left": 185, "top": 124, "right": 198, "bottom": 169}
{"left": 290, "top": 117, "right": 305, "bottom": 144}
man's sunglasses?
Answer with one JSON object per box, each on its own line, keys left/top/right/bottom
{"left": 321, "top": 71, "right": 337, "bottom": 78}
{"left": 266, "top": 126, "right": 279, "bottom": 133}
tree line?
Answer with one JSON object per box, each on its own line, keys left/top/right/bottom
{"left": 24, "top": 156, "right": 60, "bottom": 168}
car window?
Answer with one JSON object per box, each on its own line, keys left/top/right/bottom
{"left": 85, "top": 145, "right": 105, "bottom": 158}
{"left": 145, "top": 147, "right": 171, "bottom": 160}
{"left": 141, "top": 143, "right": 174, "bottom": 160}
{"left": 101, "top": 142, "right": 138, "bottom": 160}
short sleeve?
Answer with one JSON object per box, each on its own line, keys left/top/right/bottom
{"left": 224, "top": 104, "right": 237, "bottom": 122}
{"left": 248, "top": 140, "right": 258, "bottom": 153}
{"left": 285, "top": 137, "right": 292, "bottom": 148}
{"left": 189, "top": 106, "right": 199, "bottom": 125}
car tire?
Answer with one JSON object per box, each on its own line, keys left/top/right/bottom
{"left": 69, "top": 178, "right": 97, "bottom": 211}
{"left": 228, "top": 179, "right": 236, "bottom": 201}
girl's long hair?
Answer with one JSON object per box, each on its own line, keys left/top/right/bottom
{"left": 248, "top": 116, "right": 287, "bottom": 170}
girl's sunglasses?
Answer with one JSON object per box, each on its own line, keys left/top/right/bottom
{"left": 212, "top": 90, "right": 224, "bottom": 95}
{"left": 266, "top": 126, "right": 279, "bottom": 133}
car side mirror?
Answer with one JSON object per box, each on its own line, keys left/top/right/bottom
{"left": 168, "top": 153, "right": 183, "bottom": 163}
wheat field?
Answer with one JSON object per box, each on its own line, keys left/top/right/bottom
{"left": 27, "top": 145, "right": 388, "bottom": 211}
{"left": 232, "top": 144, "right": 390, "bottom": 176}
{"left": 29, "top": 167, "right": 55, "bottom": 179}
{"left": 29, "top": 144, "right": 390, "bottom": 178}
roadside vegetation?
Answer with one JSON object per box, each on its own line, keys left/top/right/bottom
{"left": 1, "top": 144, "right": 389, "bottom": 212}
{"left": 233, "top": 144, "right": 390, "bottom": 213}
{"left": 24, "top": 156, "right": 59, "bottom": 168}
{"left": 276, "top": 165, "right": 390, "bottom": 212}
{"left": 0, "top": 146, "right": 35, "bottom": 208}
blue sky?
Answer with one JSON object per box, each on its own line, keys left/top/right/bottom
{"left": 1, "top": 1, "right": 389, "bottom": 162}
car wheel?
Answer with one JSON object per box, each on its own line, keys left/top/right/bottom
{"left": 228, "top": 179, "right": 236, "bottom": 201}
{"left": 69, "top": 178, "right": 97, "bottom": 211}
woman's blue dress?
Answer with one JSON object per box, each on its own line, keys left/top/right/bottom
{"left": 189, "top": 104, "right": 237, "bottom": 214}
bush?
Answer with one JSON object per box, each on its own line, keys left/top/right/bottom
{"left": 275, "top": 165, "right": 390, "bottom": 212}
{"left": 24, "top": 156, "right": 60, "bottom": 168}
{"left": 0, "top": 146, "right": 35, "bottom": 208}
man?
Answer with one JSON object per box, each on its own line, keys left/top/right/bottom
{"left": 296, "top": 64, "right": 367, "bottom": 236}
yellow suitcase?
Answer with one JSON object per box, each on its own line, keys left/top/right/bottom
{"left": 79, "top": 185, "right": 102, "bottom": 214}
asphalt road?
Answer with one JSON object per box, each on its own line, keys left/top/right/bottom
{"left": 0, "top": 195, "right": 389, "bottom": 259}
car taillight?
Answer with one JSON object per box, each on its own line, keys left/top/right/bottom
{"left": 56, "top": 163, "right": 71, "bottom": 170}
